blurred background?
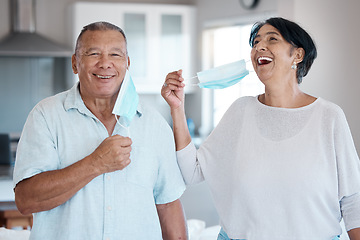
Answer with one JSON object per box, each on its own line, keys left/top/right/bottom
{"left": 0, "top": 0, "right": 359, "bottom": 236}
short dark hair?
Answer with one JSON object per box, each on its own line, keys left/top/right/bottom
{"left": 75, "top": 21, "right": 128, "bottom": 56}
{"left": 249, "top": 17, "right": 317, "bottom": 84}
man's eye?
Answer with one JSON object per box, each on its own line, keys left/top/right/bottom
{"left": 111, "top": 53, "right": 126, "bottom": 58}
{"left": 87, "top": 52, "right": 99, "bottom": 56}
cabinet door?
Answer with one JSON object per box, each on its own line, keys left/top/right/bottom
{"left": 159, "top": 14, "right": 184, "bottom": 83}
{"left": 123, "top": 13, "right": 147, "bottom": 81}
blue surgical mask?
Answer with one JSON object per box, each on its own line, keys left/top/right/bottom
{"left": 112, "top": 70, "right": 139, "bottom": 132}
{"left": 193, "top": 60, "right": 249, "bottom": 89}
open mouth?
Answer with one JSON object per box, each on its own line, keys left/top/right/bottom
{"left": 94, "top": 74, "right": 114, "bottom": 79}
{"left": 257, "top": 56, "right": 273, "bottom": 65}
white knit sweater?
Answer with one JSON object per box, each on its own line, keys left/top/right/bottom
{"left": 177, "top": 96, "right": 360, "bottom": 240}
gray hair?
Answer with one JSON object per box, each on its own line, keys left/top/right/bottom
{"left": 75, "top": 21, "right": 128, "bottom": 55}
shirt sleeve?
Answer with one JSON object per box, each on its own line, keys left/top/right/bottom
{"left": 153, "top": 121, "right": 186, "bottom": 204}
{"left": 13, "top": 104, "right": 59, "bottom": 187}
{"left": 176, "top": 142, "right": 204, "bottom": 185}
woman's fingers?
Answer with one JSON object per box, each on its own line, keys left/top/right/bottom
{"left": 163, "top": 70, "right": 185, "bottom": 89}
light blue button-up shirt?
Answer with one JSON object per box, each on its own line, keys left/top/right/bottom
{"left": 13, "top": 83, "right": 186, "bottom": 240}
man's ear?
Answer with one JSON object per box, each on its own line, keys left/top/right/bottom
{"left": 127, "top": 56, "right": 130, "bottom": 70}
{"left": 71, "top": 54, "right": 78, "bottom": 74}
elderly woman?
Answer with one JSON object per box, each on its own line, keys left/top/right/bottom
{"left": 161, "top": 17, "right": 360, "bottom": 240}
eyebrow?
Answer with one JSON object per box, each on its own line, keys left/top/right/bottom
{"left": 255, "top": 31, "right": 280, "bottom": 39}
{"left": 85, "top": 47, "right": 100, "bottom": 53}
{"left": 84, "top": 47, "right": 126, "bottom": 54}
{"left": 111, "top": 48, "right": 126, "bottom": 54}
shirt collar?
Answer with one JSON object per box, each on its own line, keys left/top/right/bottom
{"left": 64, "top": 82, "right": 143, "bottom": 117}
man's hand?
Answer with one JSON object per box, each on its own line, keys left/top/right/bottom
{"left": 90, "top": 135, "right": 132, "bottom": 174}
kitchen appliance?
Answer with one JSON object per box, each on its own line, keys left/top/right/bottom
{"left": 0, "top": 0, "right": 72, "bottom": 57}
{"left": 0, "top": 134, "right": 11, "bottom": 166}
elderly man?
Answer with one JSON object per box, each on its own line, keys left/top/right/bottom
{"left": 13, "top": 21, "right": 187, "bottom": 240}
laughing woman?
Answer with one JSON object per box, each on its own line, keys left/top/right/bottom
{"left": 161, "top": 17, "right": 360, "bottom": 240}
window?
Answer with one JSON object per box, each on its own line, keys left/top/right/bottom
{"left": 203, "top": 24, "right": 264, "bottom": 128}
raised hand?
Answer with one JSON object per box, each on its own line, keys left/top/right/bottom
{"left": 161, "top": 70, "right": 185, "bottom": 110}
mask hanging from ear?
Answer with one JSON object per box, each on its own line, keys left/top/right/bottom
{"left": 189, "top": 60, "right": 249, "bottom": 89}
{"left": 112, "top": 70, "right": 139, "bottom": 130}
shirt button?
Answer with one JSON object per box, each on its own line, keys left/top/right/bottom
{"left": 107, "top": 175, "right": 111, "bottom": 180}
{"left": 107, "top": 206, "right": 112, "bottom": 211}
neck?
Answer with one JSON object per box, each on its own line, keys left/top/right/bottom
{"left": 82, "top": 96, "right": 114, "bottom": 115}
{"left": 81, "top": 96, "right": 117, "bottom": 136}
{"left": 259, "top": 80, "right": 315, "bottom": 108}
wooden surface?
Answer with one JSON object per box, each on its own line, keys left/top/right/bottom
{"left": 0, "top": 201, "right": 32, "bottom": 229}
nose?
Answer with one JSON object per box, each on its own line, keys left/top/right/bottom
{"left": 255, "top": 40, "right": 267, "bottom": 52}
{"left": 97, "top": 54, "right": 113, "bottom": 69}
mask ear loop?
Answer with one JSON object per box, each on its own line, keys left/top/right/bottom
{"left": 114, "top": 115, "right": 130, "bottom": 137}
{"left": 184, "top": 59, "right": 253, "bottom": 87}
{"left": 184, "top": 76, "right": 200, "bottom": 87}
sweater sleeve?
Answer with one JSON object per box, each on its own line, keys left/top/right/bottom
{"left": 176, "top": 142, "right": 205, "bottom": 185}
{"left": 334, "top": 108, "right": 360, "bottom": 230}
{"left": 335, "top": 109, "right": 360, "bottom": 198}
{"left": 341, "top": 193, "right": 360, "bottom": 231}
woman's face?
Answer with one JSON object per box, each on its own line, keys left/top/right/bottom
{"left": 250, "top": 24, "right": 300, "bottom": 85}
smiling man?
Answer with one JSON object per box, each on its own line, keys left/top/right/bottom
{"left": 13, "top": 22, "right": 187, "bottom": 240}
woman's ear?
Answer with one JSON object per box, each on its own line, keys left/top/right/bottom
{"left": 294, "top": 47, "right": 305, "bottom": 64}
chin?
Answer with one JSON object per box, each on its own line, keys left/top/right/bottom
{"left": 257, "top": 75, "right": 273, "bottom": 85}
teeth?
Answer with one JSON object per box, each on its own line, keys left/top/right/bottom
{"left": 257, "top": 56, "right": 273, "bottom": 64}
{"left": 96, "top": 74, "right": 112, "bottom": 79}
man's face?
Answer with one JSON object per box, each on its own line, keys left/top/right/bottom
{"left": 72, "top": 29, "right": 129, "bottom": 100}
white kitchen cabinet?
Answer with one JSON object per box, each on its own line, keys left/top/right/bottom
{"left": 69, "top": 2, "right": 196, "bottom": 93}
